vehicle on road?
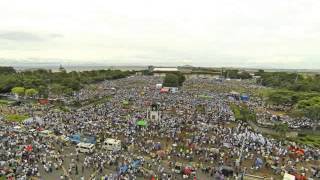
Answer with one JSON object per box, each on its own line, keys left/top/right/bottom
{"left": 102, "top": 138, "right": 121, "bottom": 151}
{"left": 76, "top": 142, "right": 95, "bottom": 153}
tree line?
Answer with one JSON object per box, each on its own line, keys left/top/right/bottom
{"left": 256, "top": 70, "right": 320, "bottom": 127}
{"left": 0, "top": 66, "right": 133, "bottom": 98}
{"left": 223, "top": 69, "right": 252, "bottom": 79}
{"left": 257, "top": 70, "right": 320, "bottom": 92}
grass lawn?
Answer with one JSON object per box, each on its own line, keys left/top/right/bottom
{"left": 0, "top": 99, "right": 15, "bottom": 105}
{"left": 294, "top": 133, "right": 320, "bottom": 148}
{"left": 4, "top": 114, "right": 29, "bottom": 123}
{"left": 230, "top": 104, "right": 241, "bottom": 120}
{"left": 72, "top": 95, "right": 112, "bottom": 108}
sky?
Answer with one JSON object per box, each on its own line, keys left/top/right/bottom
{"left": 0, "top": 0, "right": 320, "bottom": 69}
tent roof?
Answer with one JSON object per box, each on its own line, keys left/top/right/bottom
{"left": 160, "top": 88, "right": 169, "bottom": 93}
{"left": 230, "top": 91, "right": 240, "bottom": 95}
{"left": 136, "top": 120, "right": 147, "bottom": 126}
{"left": 153, "top": 68, "right": 178, "bottom": 72}
{"left": 283, "top": 173, "right": 295, "bottom": 180}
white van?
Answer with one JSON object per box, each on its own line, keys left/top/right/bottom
{"left": 76, "top": 143, "right": 95, "bottom": 153}
{"left": 170, "top": 87, "right": 179, "bottom": 93}
{"left": 102, "top": 138, "right": 121, "bottom": 151}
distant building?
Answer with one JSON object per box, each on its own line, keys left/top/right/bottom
{"left": 152, "top": 67, "right": 179, "bottom": 77}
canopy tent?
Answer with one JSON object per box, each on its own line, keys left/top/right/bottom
{"left": 230, "top": 91, "right": 240, "bottom": 96}
{"left": 38, "top": 98, "right": 49, "bottom": 105}
{"left": 229, "top": 91, "right": 240, "bottom": 100}
{"left": 160, "top": 88, "right": 169, "bottom": 93}
{"left": 283, "top": 173, "right": 295, "bottom": 180}
{"left": 136, "top": 120, "right": 147, "bottom": 127}
{"left": 13, "top": 126, "right": 21, "bottom": 129}
{"left": 288, "top": 146, "right": 305, "bottom": 155}
{"left": 23, "top": 116, "right": 43, "bottom": 125}
{"left": 183, "top": 167, "right": 193, "bottom": 175}
{"left": 156, "top": 84, "right": 163, "bottom": 89}
{"left": 240, "top": 94, "right": 250, "bottom": 101}
{"left": 24, "top": 145, "right": 33, "bottom": 152}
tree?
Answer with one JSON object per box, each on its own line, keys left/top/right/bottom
{"left": 231, "top": 104, "right": 256, "bottom": 122}
{"left": 0, "top": 66, "right": 16, "bottom": 74}
{"left": 11, "top": 87, "right": 25, "bottom": 98}
{"left": 63, "top": 88, "right": 74, "bottom": 96}
{"left": 223, "top": 69, "right": 252, "bottom": 79}
{"left": 255, "top": 69, "right": 265, "bottom": 76}
{"left": 163, "top": 73, "right": 180, "bottom": 87}
{"left": 37, "top": 85, "right": 49, "bottom": 98}
{"left": 141, "top": 70, "right": 153, "bottom": 76}
{"left": 0, "top": 67, "right": 133, "bottom": 95}
{"left": 266, "top": 89, "right": 296, "bottom": 105}
{"left": 163, "top": 72, "right": 186, "bottom": 87}
{"left": 50, "top": 84, "right": 65, "bottom": 97}
{"left": 273, "top": 123, "right": 289, "bottom": 138}
{"left": 176, "top": 72, "right": 186, "bottom": 86}
{"left": 25, "top": 88, "right": 39, "bottom": 98}
{"left": 296, "top": 97, "right": 320, "bottom": 131}
{"left": 223, "top": 69, "right": 239, "bottom": 79}
{"left": 238, "top": 71, "right": 252, "bottom": 79}
{"left": 59, "top": 65, "right": 66, "bottom": 73}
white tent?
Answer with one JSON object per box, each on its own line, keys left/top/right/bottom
{"left": 13, "top": 126, "right": 21, "bottom": 129}
{"left": 156, "top": 84, "right": 163, "bottom": 89}
{"left": 283, "top": 173, "right": 295, "bottom": 180}
{"left": 23, "top": 116, "right": 43, "bottom": 125}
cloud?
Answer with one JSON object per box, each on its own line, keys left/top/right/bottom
{"left": 0, "top": 0, "right": 320, "bottom": 68}
{"left": 0, "top": 31, "right": 64, "bottom": 42}
{"left": 0, "top": 31, "right": 44, "bottom": 42}
{"left": 49, "top": 33, "right": 64, "bottom": 38}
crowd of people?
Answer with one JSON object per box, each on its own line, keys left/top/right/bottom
{"left": 0, "top": 76, "right": 320, "bottom": 180}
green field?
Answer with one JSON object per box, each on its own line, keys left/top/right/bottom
{"left": 0, "top": 99, "right": 15, "bottom": 105}
{"left": 294, "top": 133, "right": 320, "bottom": 148}
{"left": 4, "top": 114, "right": 29, "bottom": 123}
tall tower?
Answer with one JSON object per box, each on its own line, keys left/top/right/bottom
{"left": 147, "top": 103, "right": 161, "bottom": 121}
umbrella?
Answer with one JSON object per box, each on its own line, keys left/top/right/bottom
{"left": 136, "top": 120, "right": 147, "bottom": 127}
{"left": 296, "top": 150, "right": 304, "bottom": 155}
{"left": 24, "top": 145, "right": 33, "bottom": 152}
{"left": 184, "top": 167, "right": 192, "bottom": 175}
{"left": 160, "top": 88, "right": 169, "bottom": 93}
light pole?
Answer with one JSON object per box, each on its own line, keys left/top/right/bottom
{"left": 237, "top": 127, "right": 248, "bottom": 179}
{"left": 238, "top": 127, "right": 248, "bottom": 165}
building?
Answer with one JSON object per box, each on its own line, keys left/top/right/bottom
{"left": 152, "top": 67, "right": 179, "bottom": 77}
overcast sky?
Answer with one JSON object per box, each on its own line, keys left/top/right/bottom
{"left": 0, "top": 0, "right": 320, "bottom": 68}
